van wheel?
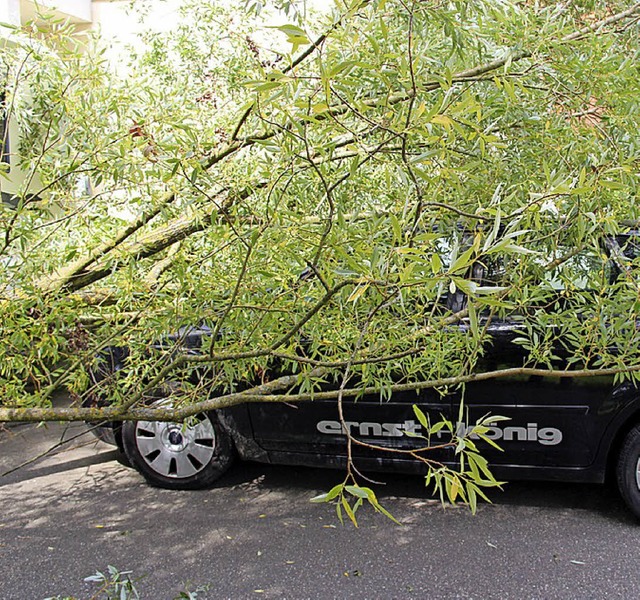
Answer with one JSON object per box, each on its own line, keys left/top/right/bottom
{"left": 616, "top": 424, "right": 640, "bottom": 519}
{"left": 122, "top": 412, "right": 234, "bottom": 490}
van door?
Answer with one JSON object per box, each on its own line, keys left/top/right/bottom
{"left": 460, "top": 323, "right": 613, "bottom": 471}
{"left": 247, "top": 384, "right": 452, "bottom": 466}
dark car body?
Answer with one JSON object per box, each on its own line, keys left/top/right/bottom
{"left": 87, "top": 232, "right": 640, "bottom": 518}
{"left": 90, "top": 320, "right": 639, "bottom": 484}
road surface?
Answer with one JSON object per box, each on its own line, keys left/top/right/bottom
{"left": 1, "top": 421, "right": 639, "bottom": 599}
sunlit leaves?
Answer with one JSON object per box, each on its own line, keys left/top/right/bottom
{"left": 311, "top": 409, "right": 507, "bottom": 523}
{"left": 311, "top": 481, "right": 400, "bottom": 527}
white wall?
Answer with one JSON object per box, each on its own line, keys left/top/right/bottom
{"left": 19, "top": 0, "right": 92, "bottom": 23}
{"left": 0, "top": 0, "right": 20, "bottom": 27}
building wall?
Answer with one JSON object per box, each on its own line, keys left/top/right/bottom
{"left": 18, "top": 0, "right": 92, "bottom": 25}
{"left": 0, "top": 0, "right": 20, "bottom": 27}
{"left": 1, "top": 0, "right": 94, "bottom": 204}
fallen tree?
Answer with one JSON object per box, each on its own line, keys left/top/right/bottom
{"left": 1, "top": 0, "right": 640, "bottom": 512}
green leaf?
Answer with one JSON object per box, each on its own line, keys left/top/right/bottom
{"left": 347, "top": 283, "right": 369, "bottom": 303}
{"left": 431, "top": 114, "right": 453, "bottom": 128}
{"left": 430, "top": 420, "right": 445, "bottom": 434}
{"left": 476, "top": 434, "right": 504, "bottom": 452}
{"left": 243, "top": 80, "right": 284, "bottom": 93}
{"left": 467, "top": 483, "right": 478, "bottom": 514}
{"left": 390, "top": 214, "right": 402, "bottom": 244}
{"left": 325, "top": 483, "right": 344, "bottom": 501}
{"left": 370, "top": 499, "right": 401, "bottom": 525}
{"left": 269, "top": 24, "right": 307, "bottom": 38}
{"left": 449, "top": 476, "right": 460, "bottom": 502}
{"left": 326, "top": 60, "right": 357, "bottom": 78}
{"left": 342, "top": 496, "right": 358, "bottom": 527}
{"left": 345, "top": 485, "right": 369, "bottom": 499}
{"left": 310, "top": 493, "right": 329, "bottom": 503}
{"left": 468, "top": 301, "right": 478, "bottom": 337}
{"left": 413, "top": 405, "right": 429, "bottom": 430}
{"left": 452, "top": 277, "right": 477, "bottom": 295}
{"left": 310, "top": 483, "right": 343, "bottom": 503}
{"left": 449, "top": 247, "right": 475, "bottom": 273}
{"left": 431, "top": 252, "right": 442, "bottom": 274}
{"left": 364, "top": 489, "right": 401, "bottom": 524}
{"left": 600, "top": 180, "right": 626, "bottom": 190}
{"left": 268, "top": 24, "right": 310, "bottom": 52}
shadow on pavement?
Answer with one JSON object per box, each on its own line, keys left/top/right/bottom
{"left": 1, "top": 421, "right": 634, "bottom": 525}
{"left": 207, "top": 459, "right": 635, "bottom": 524}
{"left": 0, "top": 449, "right": 122, "bottom": 487}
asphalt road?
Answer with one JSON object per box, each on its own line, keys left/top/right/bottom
{"left": 1, "top": 421, "right": 640, "bottom": 600}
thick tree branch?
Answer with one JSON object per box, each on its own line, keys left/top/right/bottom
{"left": 2, "top": 363, "right": 637, "bottom": 423}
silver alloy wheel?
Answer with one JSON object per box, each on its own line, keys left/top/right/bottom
{"left": 134, "top": 415, "right": 216, "bottom": 479}
{"left": 636, "top": 457, "right": 640, "bottom": 491}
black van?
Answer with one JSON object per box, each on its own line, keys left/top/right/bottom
{"left": 87, "top": 233, "right": 640, "bottom": 520}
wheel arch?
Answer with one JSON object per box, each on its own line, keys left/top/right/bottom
{"left": 113, "top": 421, "right": 124, "bottom": 453}
{"left": 605, "top": 406, "right": 640, "bottom": 484}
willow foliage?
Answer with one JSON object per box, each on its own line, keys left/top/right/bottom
{"left": 0, "top": 1, "right": 639, "bottom": 432}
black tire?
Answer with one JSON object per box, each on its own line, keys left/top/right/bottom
{"left": 114, "top": 447, "right": 132, "bottom": 468}
{"left": 616, "top": 424, "right": 640, "bottom": 519}
{"left": 122, "top": 411, "right": 234, "bottom": 490}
